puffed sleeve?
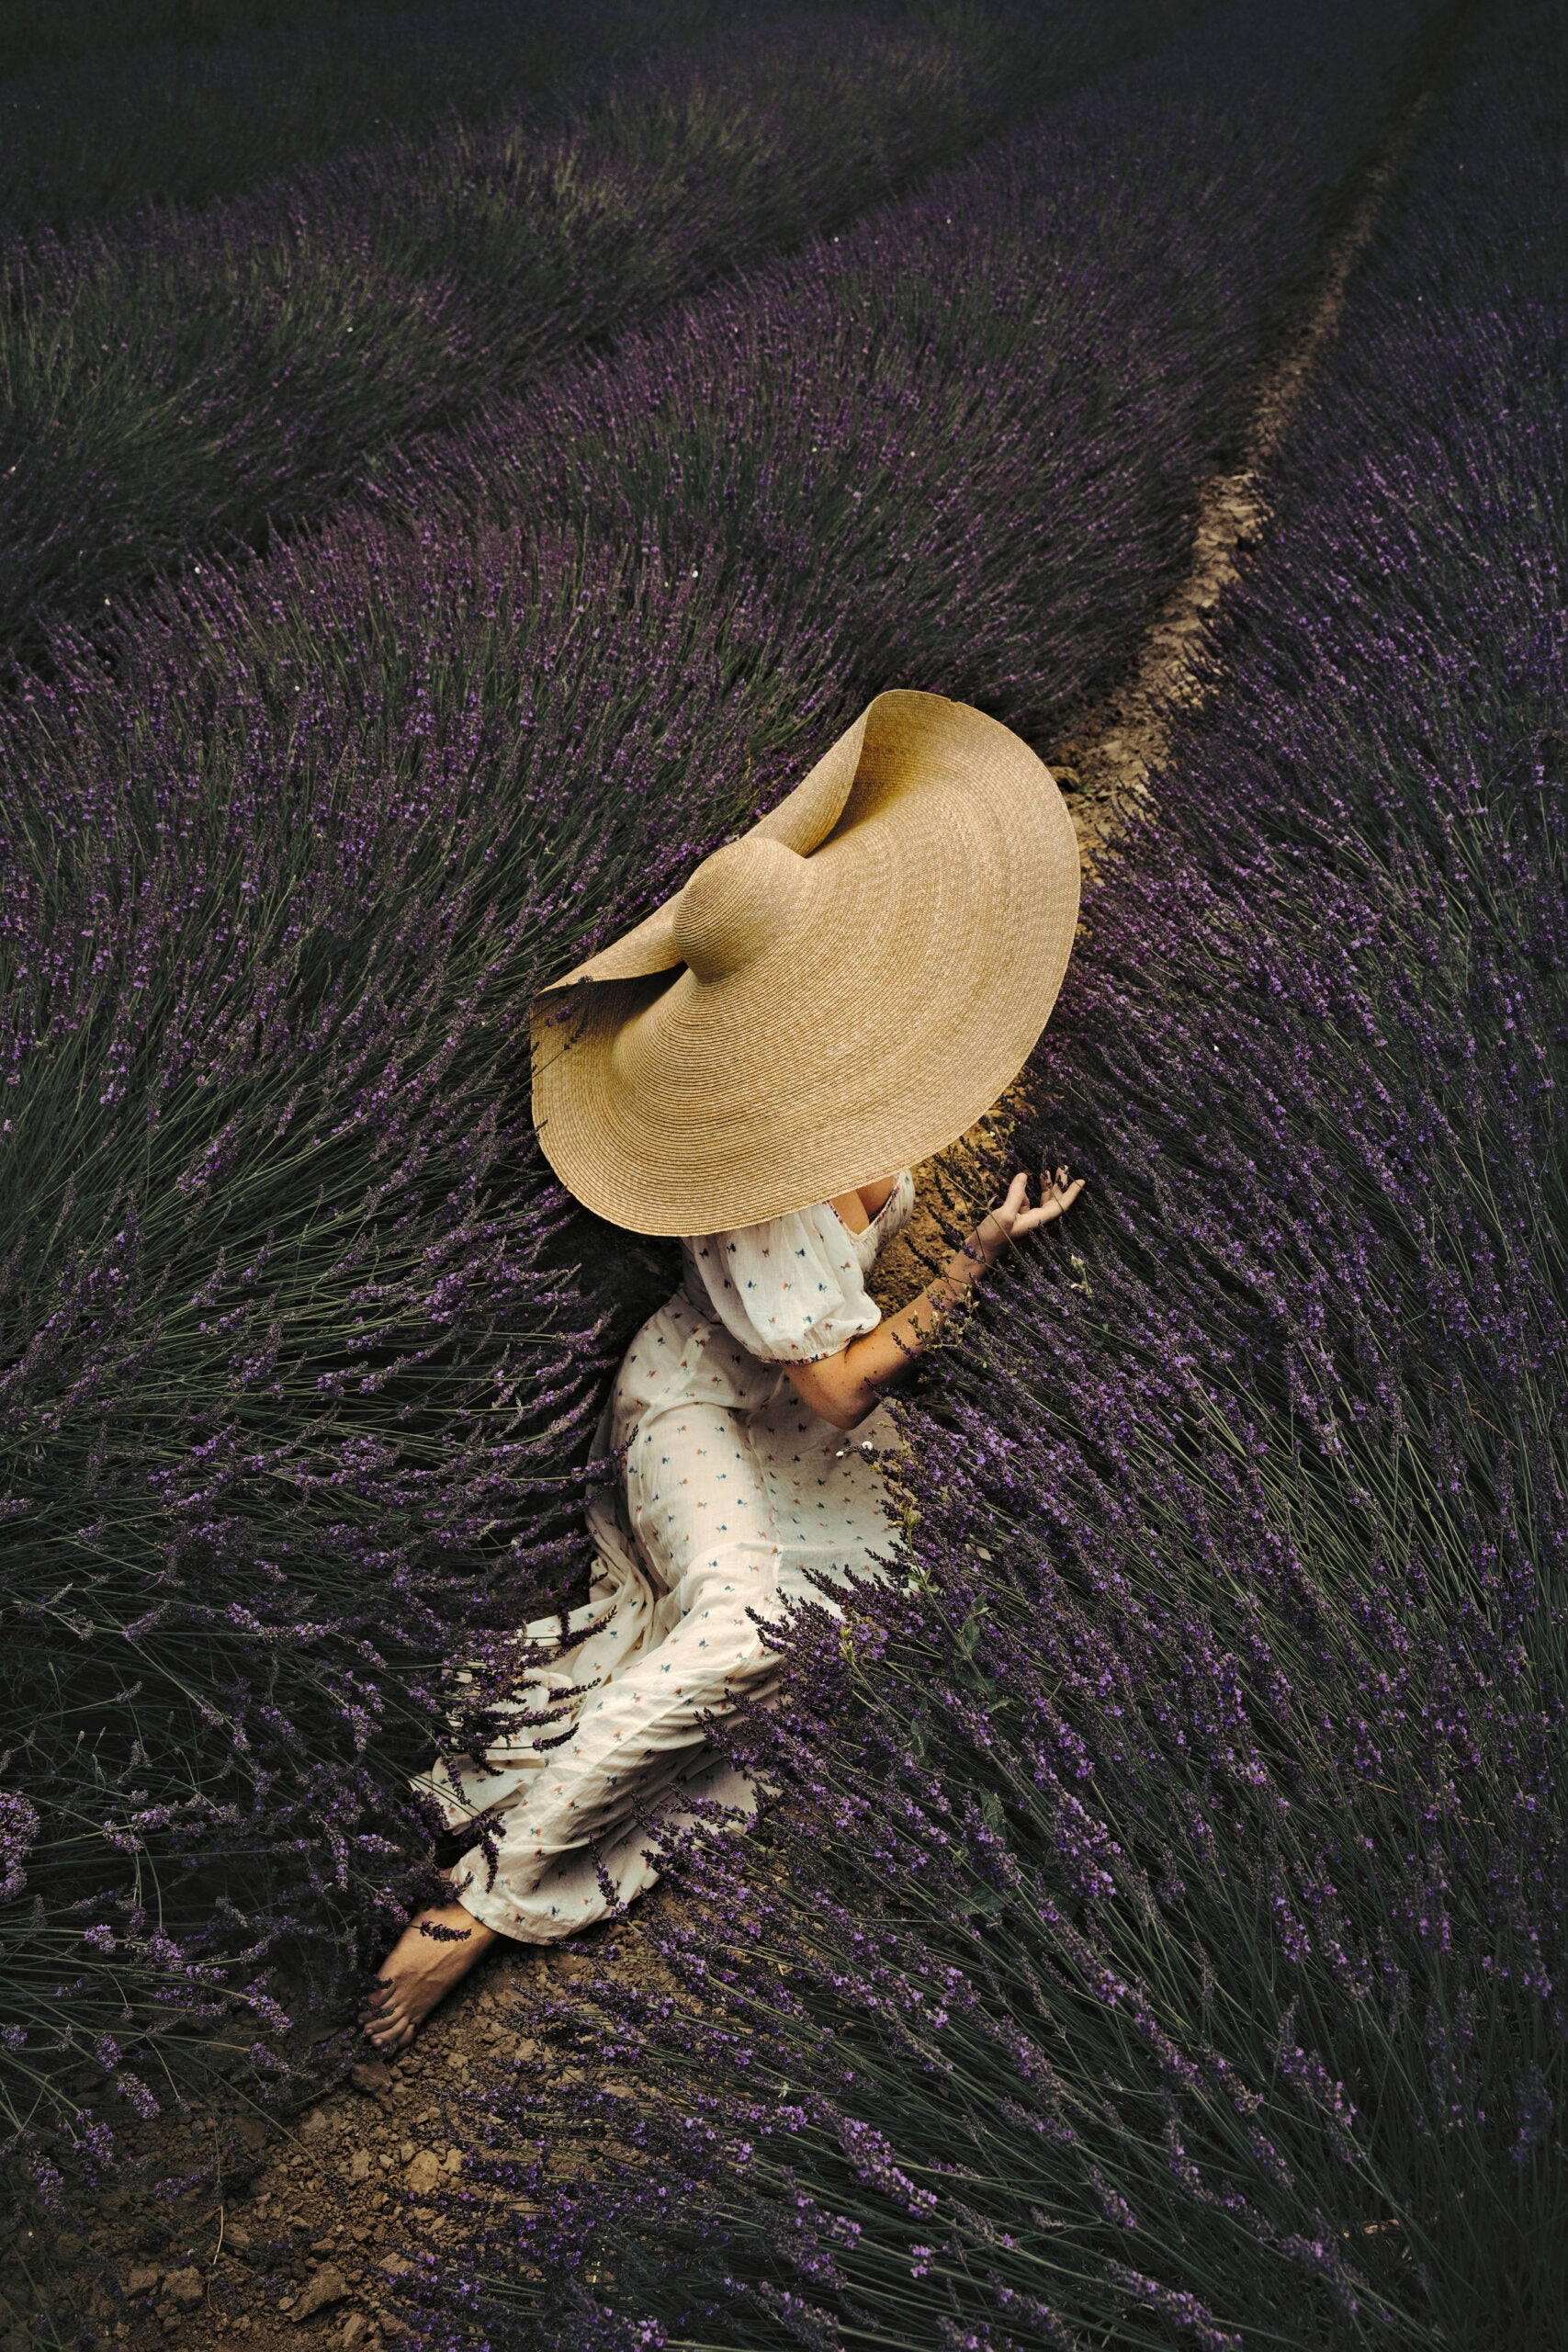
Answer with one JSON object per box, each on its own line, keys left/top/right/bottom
{"left": 682, "top": 1203, "right": 882, "bottom": 1363}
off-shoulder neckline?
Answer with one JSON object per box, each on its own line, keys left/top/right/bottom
{"left": 825, "top": 1177, "right": 907, "bottom": 1242}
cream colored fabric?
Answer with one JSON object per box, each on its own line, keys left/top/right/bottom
{"left": 420, "top": 1175, "right": 915, "bottom": 1941}
{"left": 682, "top": 1204, "right": 885, "bottom": 1363}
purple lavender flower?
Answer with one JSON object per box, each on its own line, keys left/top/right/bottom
{"left": 0, "top": 1794, "right": 39, "bottom": 1905}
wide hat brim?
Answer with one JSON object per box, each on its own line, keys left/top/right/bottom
{"left": 531, "top": 690, "right": 1080, "bottom": 1236}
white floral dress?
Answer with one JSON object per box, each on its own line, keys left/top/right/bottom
{"left": 423, "top": 1172, "right": 915, "bottom": 1942}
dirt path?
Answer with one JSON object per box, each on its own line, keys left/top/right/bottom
{"left": 10, "top": 84, "right": 1433, "bottom": 2352}
{"left": 874, "top": 85, "right": 1428, "bottom": 1306}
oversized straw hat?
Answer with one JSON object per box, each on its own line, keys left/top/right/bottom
{"left": 531, "top": 689, "right": 1080, "bottom": 1236}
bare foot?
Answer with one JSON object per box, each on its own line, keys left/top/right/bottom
{"left": 361, "top": 1898, "right": 499, "bottom": 2052}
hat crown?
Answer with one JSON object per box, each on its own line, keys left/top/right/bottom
{"left": 672, "top": 836, "right": 812, "bottom": 982}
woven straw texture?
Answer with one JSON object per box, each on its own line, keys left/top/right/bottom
{"left": 531, "top": 691, "right": 1080, "bottom": 1235}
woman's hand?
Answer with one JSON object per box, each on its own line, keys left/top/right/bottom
{"left": 784, "top": 1164, "right": 1084, "bottom": 1430}
{"left": 975, "top": 1164, "right": 1085, "bottom": 1261}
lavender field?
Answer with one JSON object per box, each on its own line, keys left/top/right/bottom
{"left": 0, "top": 0, "right": 1190, "bottom": 659}
{"left": 2, "top": 0, "right": 1562, "bottom": 2344}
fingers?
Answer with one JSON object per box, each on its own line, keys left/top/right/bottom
{"left": 1006, "top": 1171, "right": 1085, "bottom": 1230}
{"left": 1033, "top": 1178, "right": 1085, "bottom": 1223}
{"left": 990, "top": 1166, "right": 1086, "bottom": 1240}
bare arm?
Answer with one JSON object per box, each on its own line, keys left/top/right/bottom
{"left": 784, "top": 1167, "right": 1084, "bottom": 1430}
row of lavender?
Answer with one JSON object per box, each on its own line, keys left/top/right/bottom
{"left": 0, "top": 0, "right": 1444, "bottom": 2167}
{"left": 446, "top": 5, "right": 1567, "bottom": 2346}
{"left": 2, "top": 0, "right": 684, "bottom": 235}
{"left": 0, "top": 0, "right": 1186, "bottom": 660}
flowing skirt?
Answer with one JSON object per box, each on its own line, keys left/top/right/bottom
{"left": 416, "top": 1288, "right": 899, "bottom": 1942}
